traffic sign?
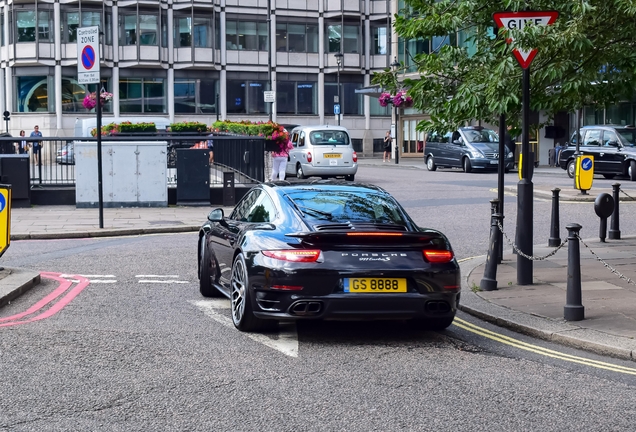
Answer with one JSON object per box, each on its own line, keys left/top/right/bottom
{"left": 264, "top": 91, "right": 276, "bottom": 103}
{"left": 334, "top": 104, "right": 341, "bottom": 115}
{"left": 77, "top": 26, "right": 100, "bottom": 84}
{"left": 493, "top": 11, "right": 558, "bottom": 69}
{"left": 0, "top": 185, "right": 11, "bottom": 258}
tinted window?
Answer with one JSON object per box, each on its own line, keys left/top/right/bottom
{"left": 245, "top": 192, "right": 276, "bottom": 222}
{"left": 309, "top": 130, "right": 350, "bottom": 145}
{"left": 583, "top": 130, "right": 602, "bottom": 146}
{"left": 462, "top": 128, "right": 499, "bottom": 143}
{"left": 602, "top": 130, "right": 619, "bottom": 146}
{"left": 287, "top": 190, "right": 407, "bottom": 225}
{"left": 427, "top": 131, "right": 451, "bottom": 143}
{"left": 231, "top": 190, "right": 261, "bottom": 221}
{"left": 617, "top": 129, "right": 636, "bottom": 146}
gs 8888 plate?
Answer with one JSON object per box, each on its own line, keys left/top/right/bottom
{"left": 344, "top": 278, "right": 407, "bottom": 293}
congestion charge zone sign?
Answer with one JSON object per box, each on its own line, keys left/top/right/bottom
{"left": 77, "top": 26, "right": 100, "bottom": 84}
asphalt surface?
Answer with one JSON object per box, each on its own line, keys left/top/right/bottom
{"left": 2, "top": 157, "right": 636, "bottom": 363}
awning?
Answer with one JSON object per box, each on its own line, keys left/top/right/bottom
{"left": 354, "top": 85, "right": 385, "bottom": 98}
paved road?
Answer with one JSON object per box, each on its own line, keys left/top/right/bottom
{"left": 1, "top": 163, "right": 636, "bottom": 430}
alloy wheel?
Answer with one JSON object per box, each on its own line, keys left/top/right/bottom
{"left": 231, "top": 257, "right": 248, "bottom": 325}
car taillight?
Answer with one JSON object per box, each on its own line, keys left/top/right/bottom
{"left": 307, "top": 152, "right": 312, "bottom": 163}
{"left": 352, "top": 151, "right": 358, "bottom": 163}
{"left": 423, "top": 250, "right": 454, "bottom": 263}
{"left": 262, "top": 250, "right": 321, "bottom": 262}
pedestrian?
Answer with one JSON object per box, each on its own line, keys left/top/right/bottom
{"left": 206, "top": 133, "right": 214, "bottom": 164}
{"left": 504, "top": 126, "right": 516, "bottom": 163}
{"left": 383, "top": 130, "right": 392, "bottom": 162}
{"left": 30, "top": 125, "right": 42, "bottom": 163}
{"left": 16, "top": 130, "right": 28, "bottom": 154}
{"left": 270, "top": 138, "right": 293, "bottom": 181}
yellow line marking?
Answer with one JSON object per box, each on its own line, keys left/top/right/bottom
{"left": 453, "top": 317, "right": 636, "bottom": 375}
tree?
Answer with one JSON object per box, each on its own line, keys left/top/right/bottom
{"left": 373, "top": 0, "right": 636, "bottom": 133}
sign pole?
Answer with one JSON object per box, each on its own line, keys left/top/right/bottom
{"left": 96, "top": 81, "right": 104, "bottom": 229}
{"left": 517, "top": 67, "right": 533, "bottom": 285}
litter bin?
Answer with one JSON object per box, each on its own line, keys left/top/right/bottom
{"left": 176, "top": 148, "right": 209, "bottom": 205}
{"left": 0, "top": 154, "right": 30, "bottom": 207}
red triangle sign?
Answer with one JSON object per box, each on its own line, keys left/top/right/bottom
{"left": 493, "top": 11, "right": 559, "bottom": 69}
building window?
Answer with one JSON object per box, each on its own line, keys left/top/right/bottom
{"left": 121, "top": 15, "right": 137, "bottom": 45}
{"left": 61, "top": 78, "right": 112, "bottom": 113}
{"left": 226, "top": 80, "right": 268, "bottom": 114}
{"left": 119, "top": 12, "right": 157, "bottom": 46}
{"left": 16, "top": 10, "right": 53, "bottom": 42}
{"left": 16, "top": 76, "right": 52, "bottom": 112}
{"left": 327, "top": 24, "right": 359, "bottom": 53}
{"left": 372, "top": 24, "right": 387, "bottom": 55}
{"left": 324, "top": 82, "right": 363, "bottom": 115}
{"left": 120, "top": 78, "right": 166, "bottom": 113}
{"left": 174, "top": 79, "right": 217, "bottom": 114}
{"left": 139, "top": 15, "right": 158, "bottom": 45}
{"left": 226, "top": 19, "right": 267, "bottom": 51}
{"left": 65, "top": 11, "right": 102, "bottom": 43}
{"left": 276, "top": 82, "right": 317, "bottom": 115}
{"left": 175, "top": 17, "right": 211, "bottom": 48}
{"left": 276, "top": 23, "right": 318, "bottom": 53}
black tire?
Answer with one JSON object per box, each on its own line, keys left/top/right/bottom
{"left": 602, "top": 174, "right": 616, "bottom": 179}
{"left": 629, "top": 160, "right": 636, "bottom": 182}
{"left": 296, "top": 164, "right": 306, "bottom": 179}
{"left": 408, "top": 316, "right": 455, "bottom": 331}
{"left": 463, "top": 157, "right": 472, "bottom": 173}
{"left": 426, "top": 156, "right": 437, "bottom": 171}
{"left": 345, "top": 174, "right": 355, "bottom": 181}
{"left": 199, "top": 237, "right": 221, "bottom": 297}
{"left": 230, "top": 253, "right": 269, "bottom": 332}
{"left": 567, "top": 160, "right": 575, "bottom": 178}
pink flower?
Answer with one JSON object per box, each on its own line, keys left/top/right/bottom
{"left": 379, "top": 92, "right": 392, "bottom": 107}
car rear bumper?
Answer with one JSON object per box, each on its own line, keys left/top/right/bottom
{"left": 470, "top": 158, "right": 514, "bottom": 169}
{"left": 301, "top": 163, "right": 358, "bottom": 176}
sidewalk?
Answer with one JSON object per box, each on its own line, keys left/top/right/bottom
{"left": 2, "top": 166, "right": 636, "bottom": 361}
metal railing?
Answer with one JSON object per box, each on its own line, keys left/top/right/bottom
{"left": 0, "top": 134, "right": 269, "bottom": 188}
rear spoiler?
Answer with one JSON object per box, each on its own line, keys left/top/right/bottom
{"left": 285, "top": 230, "right": 449, "bottom": 248}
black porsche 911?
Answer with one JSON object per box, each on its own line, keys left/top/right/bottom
{"left": 197, "top": 181, "right": 460, "bottom": 332}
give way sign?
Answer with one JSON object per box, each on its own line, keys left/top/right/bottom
{"left": 493, "top": 11, "right": 558, "bottom": 69}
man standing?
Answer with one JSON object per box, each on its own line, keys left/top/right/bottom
{"left": 30, "top": 125, "right": 42, "bottom": 163}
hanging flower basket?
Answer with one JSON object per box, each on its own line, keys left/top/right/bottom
{"left": 378, "top": 90, "right": 413, "bottom": 108}
{"left": 83, "top": 91, "right": 114, "bottom": 110}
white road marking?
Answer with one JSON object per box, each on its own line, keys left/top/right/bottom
{"left": 138, "top": 280, "right": 189, "bottom": 284}
{"left": 88, "top": 280, "right": 118, "bottom": 284}
{"left": 135, "top": 275, "right": 180, "bottom": 278}
{"left": 192, "top": 299, "right": 299, "bottom": 358}
{"left": 61, "top": 274, "right": 116, "bottom": 278}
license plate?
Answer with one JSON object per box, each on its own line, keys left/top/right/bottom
{"left": 324, "top": 153, "right": 342, "bottom": 159}
{"left": 344, "top": 278, "right": 407, "bottom": 293}
{"left": 490, "top": 160, "right": 498, "bottom": 164}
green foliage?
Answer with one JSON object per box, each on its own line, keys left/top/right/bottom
{"left": 119, "top": 122, "right": 157, "bottom": 134}
{"left": 373, "top": 0, "right": 636, "bottom": 133}
{"left": 211, "top": 120, "right": 289, "bottom": 144}
{"left": 170, "top": 121, "right": 208, "bottom": 133}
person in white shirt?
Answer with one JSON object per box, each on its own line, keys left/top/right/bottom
{"left": 17, "top": 130, "right": 27, "bottom": 154}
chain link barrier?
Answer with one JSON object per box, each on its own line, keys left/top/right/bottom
{"left": 576, "top": 234, "right": 636, "bottom": 287}
{"left": 495, "top": 220, "right": 567, "bottom": 261}
{"left": 619, "top": 187, "right": 636, "bottom": 201}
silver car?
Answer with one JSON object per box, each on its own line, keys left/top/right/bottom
{"left": 285, "top": 125, "right": 358, "bottom": 181}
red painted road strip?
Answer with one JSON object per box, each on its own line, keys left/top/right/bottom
{"left": 0, "top": 273, "right": 90, "bottom": 328}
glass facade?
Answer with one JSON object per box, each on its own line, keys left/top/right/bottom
{"left": 276, "top": 23, "right": 318, "bottom": 53}
{"left": 226, "top": 19, "right": 267, "bottom": 51}
{"left": 16, "top": 10, "right": 53, "bottom": 42}
{"left": 174, "top": 79, "right": 218, "bottom": 114}
{"left": 120, "top": 78, "right": 166, "bottom": 113}
{"left": 326, "top": 24, "right": 360, "bottom": 53}
{"left": 226, "top": 80, "right": 268, "bottom": 114}
{"left": 276, "top": 82, "right": 318, "bottom": 115}
{"left": 324, "top": 83, "right": 363, "bottom": 116}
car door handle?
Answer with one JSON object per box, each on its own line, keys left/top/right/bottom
{"left": 600, "top": 153, "right": 604, "bottom": 156}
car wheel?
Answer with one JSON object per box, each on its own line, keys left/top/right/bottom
{"left": 567, "top": 160, "right": 575, "bottom": 178}
{"left": 199, "top": 237, "right": 221, "bottom": 297}
{"left": 426, "top": 156, "right": 437, "bottom": 171}
{"left": 629, "top": 160, "right": 636, "bottom": 181}
{"left": 345, "top": 174, "right": 355, "bottom": 181}
{"left": 230, "top": 253, "right": 269, "bottom": 332}
{"left": 296, "top": 164, "right": 306, "bottom": 179}
{"left": 463, "top": 157, "right": 472, "bottom": 173}
{"left": 603, "top": 174, "right": 616, "bottom": 179}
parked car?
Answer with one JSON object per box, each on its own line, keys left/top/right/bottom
{"left": 558, "top": 125, "right": 636, "bottom": 180}
{"left": 56, "top": 142, "right": 75, "bottom": 165}
{"left": 197, "top": 181, "right": 460, "bottom": 332}
{"left": 424, "top": 126, "right": 514, "bottom": 173}
{"left": 285, "top": 125, "right": 358, "bottom": 180}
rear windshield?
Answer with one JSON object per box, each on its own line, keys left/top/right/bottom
{"left": 617, "top": 129, "right": 636, "bottom": 146}
{"left": 462, "top": 128, "right": 499, "bottom": 143}
{"left": 287, "top": 190, "right": 407, "bottom": 225}
{"left": 309, "top": 130, "right": 350, "bottom": 146}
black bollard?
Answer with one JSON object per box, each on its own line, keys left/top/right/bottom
{"left": 489, "top": 199, "right": 501, "bottom": 263}
{"left": 480, "top": 212, "right": 504, "bottom": 291}
{"left": 548, "top": 188, "right": 561, "bottom": 247}
{"left": 594, "top": 193, "right": 614, "bottom": 243}
{"left": 564, "top": 223, "right": 585, "bottom": 321}
{"left": 609, "top": 183, "right": 621, "bottom": 240}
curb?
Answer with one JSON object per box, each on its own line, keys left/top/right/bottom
{"left": 459, "top": 257, "right": 636, "bottom": 362}
{"left": 10, "top": 225, "right": 201, "bottom": 241}
{"left": 0, "top": 268, "right": 41, "bottom": 308}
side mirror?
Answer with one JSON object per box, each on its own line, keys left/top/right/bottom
{"left": 453, "top": 139, "right": 462, "bottom": 145}
{"left": 207, "top": 208, "right": 225, "bottom": 222}
{"left": 607, "top": 141, "right": 619, "bottom": 147}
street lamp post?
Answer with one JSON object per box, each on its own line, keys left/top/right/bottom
{"left": 334, "top": 52, "right": 343, "bottom": 126}
{"left": 391, "top": 57, "right": 400, "bottom": 164}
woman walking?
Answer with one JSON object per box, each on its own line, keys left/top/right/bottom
{"left": 270, "top": 139, "right": 293, "bottom": 181}
{"left": 383, "top": 131, "right": 392, "bottom": 162}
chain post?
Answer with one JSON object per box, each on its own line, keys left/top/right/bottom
{"left": 548, "top": 188, "right": 561, "bottom": 247}
{"left": 480, "top": 212, "right": 503, "bottom": 291}
{"left": 609, "top": 183, "right": 621, "bottom": 240}
{"left": 489, "top": 199, "right": 501, "bottom": 263}
{"left": 564, "top": 223, "right": 585, "bottom": 321}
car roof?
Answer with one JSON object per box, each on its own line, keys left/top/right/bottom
{"left": 581, "top": 125, "right": 635, "bottom": 129}
{"left": 290, "top": 125, "right": 350, "bottom": 134}
{"left": 264, "top": 180, "right": 388, "bottom": 195}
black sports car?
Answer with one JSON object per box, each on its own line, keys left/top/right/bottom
{"left": 197, "top": 181, "right": 460, "bottom": 332}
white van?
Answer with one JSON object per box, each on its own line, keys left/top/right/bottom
{"left": 285, "top": 125, "right": 358, "bottom": 181}
{"left": 74, "top": 117, "right": 172, "bottom": 137}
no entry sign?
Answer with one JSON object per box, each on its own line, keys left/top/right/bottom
{"left": 77, "top": 26, "right": 100, "bottom": 84}
{"left": 493, "top": 11, "right": 558, "bottom": 69}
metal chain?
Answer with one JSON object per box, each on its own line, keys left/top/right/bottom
{"left": 496, "top": 220, "right": 568, "bottom": 261}
{"left": 576, "top": 234, "right": 636, "bottom": 286}
{"left": 619, "top": 187, "right": 636, "bottom": 201}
